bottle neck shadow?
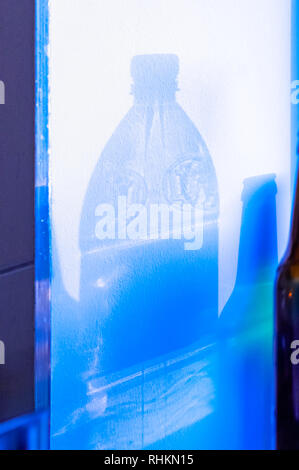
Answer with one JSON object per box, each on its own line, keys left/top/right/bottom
{"left": 235, "top": 175, "right": 278, "bottom": 287}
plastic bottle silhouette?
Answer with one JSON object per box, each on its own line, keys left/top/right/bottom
{"left": 218, "top": 174, "right": 278, "bottom": 450}
{"left": 80, "top": 54, "right": 219, "bottom": 373}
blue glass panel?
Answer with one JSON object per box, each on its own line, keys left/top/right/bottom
{"left": 47, "top": 0, "right": 293, "bottom": 450}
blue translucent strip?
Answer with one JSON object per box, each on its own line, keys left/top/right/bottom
{"left": 35, "top": 0, "right": 50, "bottom": 421}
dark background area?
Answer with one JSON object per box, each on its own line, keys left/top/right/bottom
{"left": 0, "top": 0, "right": 35, "bottom": 422}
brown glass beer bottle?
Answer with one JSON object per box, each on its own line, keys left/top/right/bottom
{"left": 276, "top": 166, "right": 299, "bottom": 449}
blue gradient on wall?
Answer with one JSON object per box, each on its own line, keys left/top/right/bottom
{"left": 50, "top": 54, "right": 280, "bottom": 450}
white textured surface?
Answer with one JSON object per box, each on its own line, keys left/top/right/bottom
{"left": 49, "top": 0, "right": 291, "bottom": 312}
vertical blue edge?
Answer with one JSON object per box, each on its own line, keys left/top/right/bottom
{"left": 35, "top": 0, "right": 50, "bottom": 449}
{"left": 0, "top": 0, "right": 50, "bottom": 450}
{"left": 292, "top": 0, "right": 299, "bottom": 193}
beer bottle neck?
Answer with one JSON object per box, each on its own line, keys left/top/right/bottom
{"left": 288, "top": 170, "right": 299, "bottom": 261}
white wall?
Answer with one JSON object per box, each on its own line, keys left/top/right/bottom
{"left": 49, "top": 0, "right": 291, "bottom": 312}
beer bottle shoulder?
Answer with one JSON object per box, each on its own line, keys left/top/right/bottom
{"left": 276, "top": 257, "right": 299, "bottom": 287}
